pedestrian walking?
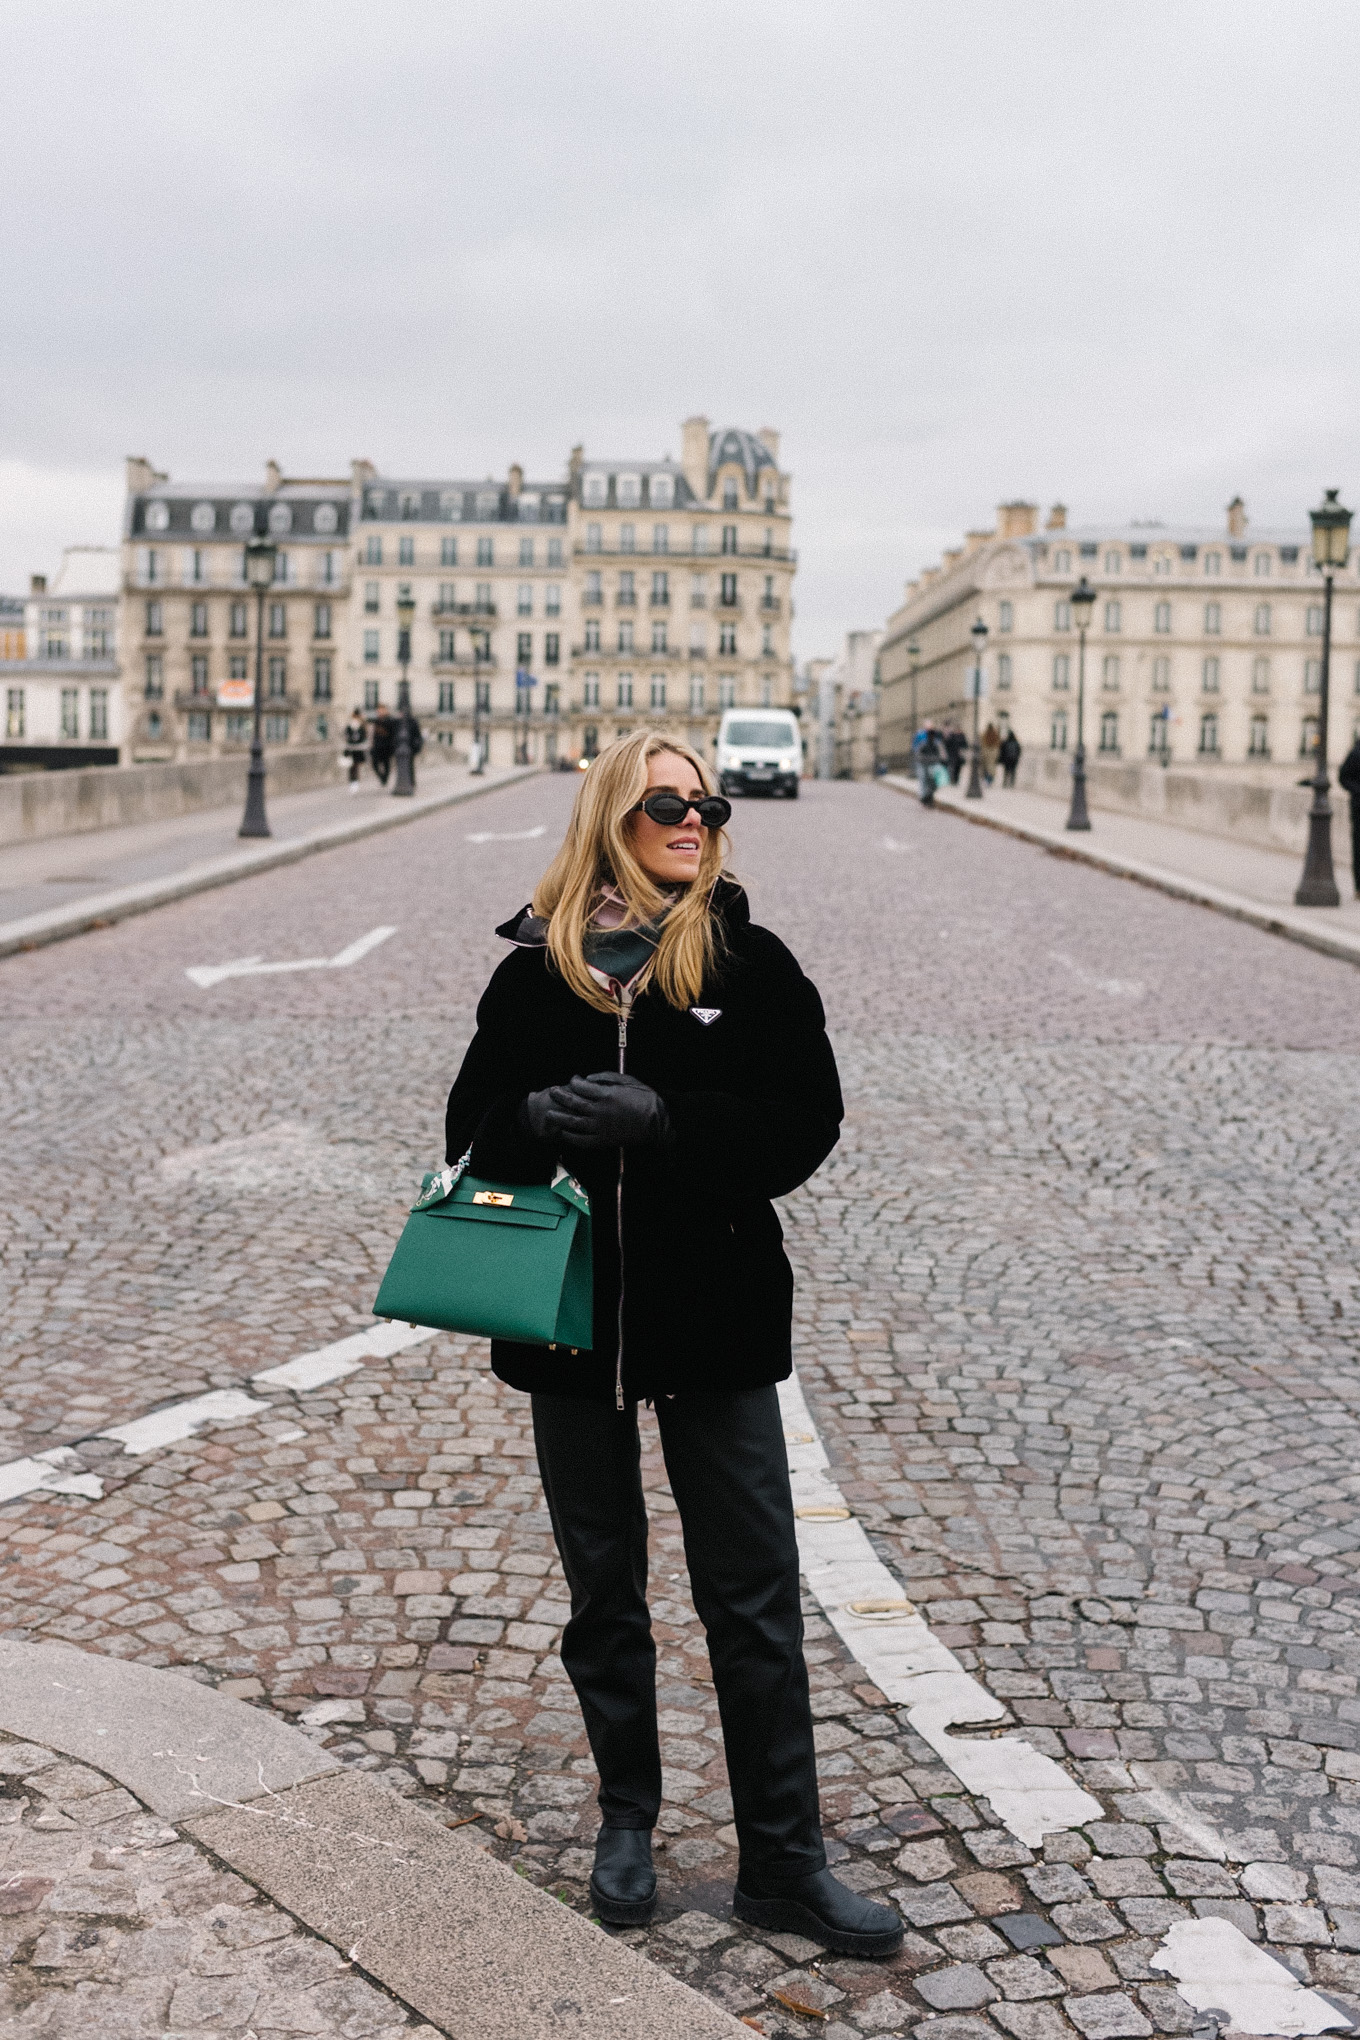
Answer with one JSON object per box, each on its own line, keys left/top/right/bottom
{"left": 980, "top": 721, "right": 1001, "bottom": 785}
{"left": 1339, "top": 737, "right": 1360, "bottom": 895}
{"left": 442, "top": 730, "right": 903, "bottom": 1959}
{"left": 913, "top": 723, "right": 945, "bottom": 807}
{"left": 944, "top": 725, "right": 967, "bottom": 784}
{"left": 998, "top": 727, "right": 1021, "bottom": 788}
{"left": 369, "top": 706, "right": 395, "bottom": 787}
{"left": 342, "top": 708, "right": 369, "bottom": 792}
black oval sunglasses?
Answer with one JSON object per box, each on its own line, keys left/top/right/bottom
{"left": 631, "top": 792, "right": 732, "bottom": 829}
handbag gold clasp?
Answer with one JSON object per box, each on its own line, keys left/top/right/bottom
{"left": 472, "top": 1191, "right": 514, "bottom": 1207}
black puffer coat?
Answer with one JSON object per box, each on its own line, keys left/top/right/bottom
{"left": 444, "top": 880, "right": 843, "bottom": 1403}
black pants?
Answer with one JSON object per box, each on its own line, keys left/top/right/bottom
{"left": 372, "top": 754, "right": 390, "bottom": 785}
{"left": 1350, "top": 797, "right": 1360, "bottom": 893}
{"left": 530, "top": 1387, "right": 825, "bottom": 1887}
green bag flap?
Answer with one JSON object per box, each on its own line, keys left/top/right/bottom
{"left": 422, "top": 1199, "right": 561, "bottom": 1232}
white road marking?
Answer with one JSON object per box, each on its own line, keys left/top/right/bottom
{"left": 252, "top": 1321, "right": 436, "bottom": 1392}
{"left": 779, "top": 1371, "right": 1102, "bottom": 1845}
{"left": 881, "top": 835, "right": 914, "bottom": 853}
{"left": 1151, "top": 1917, "right": 1349, "bottom": 2036}
{"left": 99, "top": 1389, "right": 271, "bottom": 1455}
{"left": 463, "top": 826, "right": 547, "bottom": 843}
{"left": 0, "top": 1447, "right": 106, "bottom": 1504}
{"left": 1049, "top": 949, "right": 1146, "bottom": 999}
{"left": 186, "top": 926, "right": 397, "bottom": 988}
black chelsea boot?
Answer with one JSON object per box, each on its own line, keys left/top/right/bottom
{"left": 590, "top": 1825, "right": 657, "bottom": 1925}
{"left": 734, "top": 1867, "right": 903, "bottom": 1956}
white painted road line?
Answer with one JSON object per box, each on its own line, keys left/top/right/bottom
{"left": 464, "top": 826, "right": 547, "bottom": 843}
{"left": 252, "top": 1321, "right": 436, "bottom": 1393}
{"left": 99, "top": 1389, "right": 272, "bottom": 1456}
{"left": 185, "top": 925, "right": 397, "bottom": 988}
{"left": 778, "top": 1370, "right": 1102, "bottom": 1845}
{"left": 0, "top": 1448, "right": 106, "bottom": 1505}
{"left": 1150, "top": 1916, "right": 1350, "bottom": 2035}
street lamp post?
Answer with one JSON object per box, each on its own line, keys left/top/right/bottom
{"left": 1065, "top": 576, "right": 1096, "bottom": 831}
{"left": 907, "top": 639, "right": 921, "bottom": 747}
{"left": 1294, "top": 489, "right": 1353, "bottom": 908}
{"left": 471, "top": 669, "right": 485, "bottom": 774}
{"left": 965, "top": 617, "right": 988, "bottom": 799}
{"left": 238, "top": 537, "right": 278, "bottom": 838}
{"left": 393, "top": 594, "right": 415, "bottom": 797}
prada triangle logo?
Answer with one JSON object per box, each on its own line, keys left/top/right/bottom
{"left": 690, "top": 1007, "right": 722, "bottom": 1026}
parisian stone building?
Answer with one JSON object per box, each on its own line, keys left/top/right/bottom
{"left": 119, "top": 419, "right": 795, "bottom": 770}
{"left": 877, "top": 499, "right": 1358, "bottom": 778}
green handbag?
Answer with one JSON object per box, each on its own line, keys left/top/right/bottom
{"left": 373, "top": 1153, "right": 593, "bottom": 1351}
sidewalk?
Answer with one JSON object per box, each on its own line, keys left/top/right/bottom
{"left": 0, "top": 756, "right": 535, "bottom": 958}
{"left": 884, "top": 770, "right": 1360, "bottom": 967}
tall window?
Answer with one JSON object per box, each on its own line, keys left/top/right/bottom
{"left": 517, "top": 583, "right": 533, "bottom": 617}
{"left": 652, "top": 621, "right": 668, "bottom": 652}
{"left": 363, "top": 679, "right": 379, "bottom": 710}
{"left": 1252, "top": 656, "right": 1271, "bottom": 693}
{"left": 1104, "top": 602, "right": 1122, "bottom": 632}
{"left": 721, "top": 525, "right": 738, "bottom": 555}
{"left": 268, "top": 601, "right": 287, "bottom": 638}
{"left": 545, "top": 584, "right": 561, "bottom": 617}
{"left": 584, "top": 619, "right": 600, "bottom": 652}
{"left": 187, "top": 710, "right": 210, "bottom": 742}
{"left": 145, "top": 600, "right": 163, "bottom": 636}
{"left": 1253, "top": 603, "right": 1271, "bottom": 635}
{"left": 475, "top": 582, "right": 493, "bottom": 613}
{"left": 144, "top": 654, "right": 164, "bottom": 699}
{"left": 547, "top": 537, "right": 563, "bottom": 567}
{"left": 364, "top": 536, "right": 382, "bottom": 565}
{"left": 190, "top": 601, "right": 208, "bottom": 637}
{"left": 1050, "top": 710, "right": 1067, "bottom": 750}
{"left": 1104, "top": 551, "right": 1122, "bottom": 574}
{"left": 5, "top": 688, "right": 25, "bottom": 738}
{"left": 583, "top": 674, "right": 600, "bottom": 707}
{"left": 313, "top": 657, "right": 332, "bottom": 701}
{"left": 438, "top": 628, "right": 456, "bottom": 662}
{"left": 89, "top": 688, "right": 108, "bottom": 740}
{"left": 1154, "top": 601, "right": 1171, "bottom": 633}
{"left": 519, "top": 536, "right": 534, "bottom": 567}
{"left": 191, "top": 654, "right": 209, "bottom": 695}
{"left": 437, "top": 681, "right": 455, "bottom": 712}
{"left": 723, "top": 482, "right": 738, "bottom": 511}
{"left": 190, "top": 548, "right": 205, "bottom": 584}
{"left": 1204, "top": 603, "right": 1221, "bottom": 635}
{"left": 1203, "top": 551, "right": 1221, "bottom": 574}
{"left": 586, "top": 523, "right": 602, "bottom": 553}
{"left": 230, "top": 600, "right": 247, "bottom": 638}
{"left": 1154, "top": 554, "right": 1171, "bottom": 576}
{"left": 998, "top": 601, "right": 1013, "bottom": 632}
{"left": 1202, "top": 657, "right": 1220, "bottom": 693}
{"left": 265, "top": 713, "right": 290, "bottom": 742}
{"left": 398, "top": 536, "right": 414, "bottom": 566}
{"left": 653, "top": 525, "right": 669, "bottom": 553}
{"left": 1054, "top": 601, "right": 1071, "bottom": 632}
{"left": 719, "top": 624, "right": 737, "bottom": 655}
{"left": 475, "top": 679, "right": 491, "bottom": 711}
{"left": 267, "top": 657, "right": 287, "bottom": 699}
{"left": 320, "top": 550, "right": 336, "bottom": 585}
{"left": 441, "top": 536, "right": 457, "bottom": 566}
{"left": 691, "top": 573, "right": 707, "bottom": 608}
{"left": 314, "top": 602, "right": 332, "bottom": 639}
{"left": 60, "top": 687, "right": 79, "bottom": 738}
{"left": 1307, "top": 604, "right": 1324, "bottom": 635}
{"left": 760, "top": 625, "right": 773, "bottom": 655}
{"left": 545, "top": 633, "right": 560, "bottom": 666}
{"left": 1248, "top": 715, "right": 1270, "bottom": 756}
{"left": 228, "top": 654, "right": 248, "bottom": 680}
{"left": 718, "top": 675, "right": 736, "bottom": 708}
{"left": 720, "top": 573, "right": 737, "bottom": 606}
{"left": 617, "top": 673, "right": 633, "bottom": 708}
{"left": 364, "top": 630, "right": 379, "bottom": 663}
{"left": 618, "top": 571, "right": 635, "bottom": 605}
{"left": 618, "top": 621, "right": 635, "bottom": 653}
{"left": 544, "top": 684, "right": 559, "bottom": 715}
{"left": 1054, "top": 549, "right": 1071, "bottom": 572}
{"left": 477, "top": 536, "right": 494, "bottom": 567}
{"left": 1254, "top": 552, "right": 1272, "bottom": 576}
{"left": 996, "top": 653, "right": 1012, "bottom": 690}
{"left": 1102, "top": 655, "right": 1120, "bottom": 690}
{"left": 517, "top": 632, "right": 532, "bottom": 665}
{"left": 652, "top": 571, "right": 669, "bottom": 605}
{"left": 650, "top": 675, "right": 666, "bottom": 709}
{"left": 1198, "top": 712, "right": 1219, "bottom": 755}
{"left": 1305, "top": 659, "right": 1322, "bottom": 694}
{"left": 689, "top": 675, "right": 705, "bottom": 710}
{"left": 1098, "top": 711, "right": 1119, "bottom": 753}
{"left": 1301, "top": 715, "right": 1319, "bottom": 758}
{"left": 1152, "top": 655, "right": 1170, "bottom": 692}
{"left": 1052, "top": 653, "right": 1070, "bottom": 690}
{"left": 692, "top": 525, "right": 709, "bottom": 554}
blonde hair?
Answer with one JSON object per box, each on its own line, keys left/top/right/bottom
{"left": 532, "top": 732, "right": 727, "bottom": 1013}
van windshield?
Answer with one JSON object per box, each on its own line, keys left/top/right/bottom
{"left": 724, "top": 720, "right": 796, "bottom": 748}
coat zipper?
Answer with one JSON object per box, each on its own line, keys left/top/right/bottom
{"left": 614, "top": 995, "right": 629, "bottom": 1411}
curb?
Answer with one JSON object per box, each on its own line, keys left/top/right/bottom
{"left": 881, "top": 774, "right": 1360, "bottom": 971}
{"left": 0, "top": 765, "right": 541, "bottom": 961}
{"left": 0, "top": 1638, "right": 745, "bottom": 2040}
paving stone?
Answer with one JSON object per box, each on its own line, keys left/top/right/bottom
{"left": 986, "top": 1955, "right": 1064, "bottom": 2000}
{"left": 996, "top": 1915, "right": 1063, "bottom": 1951}
{"left": 851, "top": 1988, "right": 918, "bottom": 2032}
{"left": 895, "top": 1884, "right": 977, "bottom": 1928}
{"left": 1064, "top": 1992, "right": 1153, "bottom": 2039}
{"left": 992, "top": 2007, "right": 1073, "bottom": 2040}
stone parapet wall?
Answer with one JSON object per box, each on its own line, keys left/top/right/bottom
{"left": 0, "top": 744, "right": 345, "bottom": 846}
{"left": 1019, "top": 751, "right": 1327, "bottom": 854}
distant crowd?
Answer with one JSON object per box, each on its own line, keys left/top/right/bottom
{"left": 911, "top": 720, "right": 1020, "bottom": 805}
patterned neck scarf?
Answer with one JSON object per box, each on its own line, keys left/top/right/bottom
{"left": 582, "top": 885, "right": 673, "bottom": 999}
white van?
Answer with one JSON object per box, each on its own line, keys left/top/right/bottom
{"left": 716, "top": 709, "right": 803, "bottom": 799}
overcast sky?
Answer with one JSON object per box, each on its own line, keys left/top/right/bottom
{"left": 3, "top": 1, "right": 1358, "bottom": 655}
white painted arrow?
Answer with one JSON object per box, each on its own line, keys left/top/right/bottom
{"left": 186, "top": 925, "right": 396, "bottom": 989}
{"left": 464, "top": 825, "right": 547, "bottom": 843}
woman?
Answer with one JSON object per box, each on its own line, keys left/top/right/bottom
{"left": 443, "top": 732, "right": 902, "bottom": 1957}
{"left": 343, "top": 707, "right": 369, "bottom": 791}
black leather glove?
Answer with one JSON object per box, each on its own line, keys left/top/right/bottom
{"left": 522, "top": 1072, "right": 669, "bottom": 1150}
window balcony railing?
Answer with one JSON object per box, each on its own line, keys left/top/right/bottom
{"left": 431, "top": 601, "right": 497, "bottom": 619}
{"left": 716, "top": 595, "right": 741, "bottom": 612}
{"left": 759, "top": 597, "right": 782, "bottom": 614}
{"left": 616, "top": 592, "right": 637, "bottom": 607}
{"left": 573, "top": 543, "right": 797, "bottom": 564}
{"left": 650, "top": 592, "right": 670, "bottom": 607}
{"left": 582, "top": 589, "right": 603, "bottom": 605}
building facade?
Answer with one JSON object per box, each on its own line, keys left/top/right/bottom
{"left": 878, "top": 499, "right": 1356, "bottom": 778}
{"left": 120, "top": 458, "right": 352, "bottom": 763}
{"left": 0, "top": 547, "right": 121, "bottom": 768}
{"left": 118, "top": 420, "right": 795, "bottom": 771}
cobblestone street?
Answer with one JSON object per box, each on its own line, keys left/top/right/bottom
{"left": 4, "top": 772, "right": 1360, "bottom": 2038}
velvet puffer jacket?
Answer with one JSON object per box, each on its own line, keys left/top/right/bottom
{"left": 443, "top": 879, "right": 843, "bottom": 1403}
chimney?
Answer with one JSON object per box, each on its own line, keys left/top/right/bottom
{"left": 964, "top": 529, "right": 993, "bottom": 556}
{"left": 125, "top": 456, "right": 167, "bottom": 494}
{"left": 996, "top": 501, "right": 1038, "bottom": 539}
{"left": 30, "top": 573, "right": 46, "bottom": 594}
{"left": 757, "top": 426, "right": 781, "bottom": 464}
{"left": 1046, "top": 504, "right": 1067, "bottom": 530}
{"left": 942, "top": 548, "right": 964, "bottom": 573}
{"left": 351, "top": 458, "right": 376, "bottom": 486}
{"left": 1226, "top": 495, "right": 1247, "bottom": 538}
{"left": 681, "top": 415, "right": 710, "bottom": 496}
{"left": 507, "top": 463, "right": 523, "bottom": 499}
{"left": 568, "top": 444, "right": 584, "bottom": 485}
{"left": 265, "top": 459, "right": 282, "bottom": 494}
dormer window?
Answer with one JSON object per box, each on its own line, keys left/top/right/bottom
{"left": 1055, "top": 549, "right": 1072, "bottom": 572}
{"left": 1104, "top": 551, "right": 1122, "bottom": 573}
{"left": 722, "top": 480, "right": 739, "bottom": 511}
{"left": 649, "top": 473, "right": 674, "bottom": 508}
{"left": 582, "top": 474, "right": 607, "bottom": 508}
{"left": 616, "top": 473, "right": 641, "bottom": 508}
{"left": 1203, "top": 551, "right": 1222, "bottom": 574}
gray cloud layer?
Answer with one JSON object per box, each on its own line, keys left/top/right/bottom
{"left": 3, "top": 0, "right": 1357, "bottom": 652}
